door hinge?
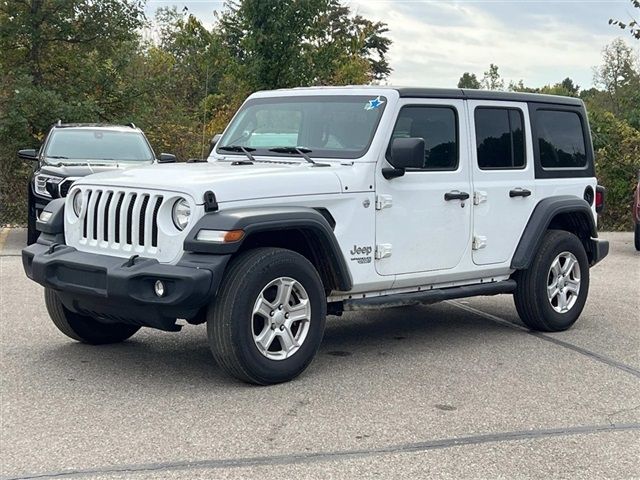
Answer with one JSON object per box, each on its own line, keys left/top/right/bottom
{"left": 473, "top": 191, "right": 488, "bottom": 205}
{"left": 375, "top": 243, "right": 393, "bottom": 259}
{"left": 375, "top": 194, "right": 393, "bottom": 210}
{"left": 473, "top": 235, "right": 487, "bottom": 250}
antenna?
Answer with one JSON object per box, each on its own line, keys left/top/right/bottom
{"left": 56, "top": 119, "right": 62, "bottom": 126}
{"left": 126, "top": 122, "right": 136, "bottom": 129}
{"left": 201, "top": 63, "right": 209, "bottom": 161}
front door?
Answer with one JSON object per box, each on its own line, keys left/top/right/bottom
{"left": 375, "top": 99, "right": 472, "bottom": 276}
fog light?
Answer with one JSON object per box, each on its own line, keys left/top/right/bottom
{"left": 154, "top": 280, "right": 165, "bottom": 297}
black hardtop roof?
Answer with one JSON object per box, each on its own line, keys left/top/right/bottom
{"left": 282, "top": 86, "right": 584, "bottom": 107}
{"left": 395, "top": 87, "right": 583, "bottom": 107}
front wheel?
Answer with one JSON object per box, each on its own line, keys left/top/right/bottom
{"left": 45, "top": 289, "right": 140, "bottom": 344}
{"left": 513, "top": 230, "right": 590, "bottom": 332}
{"left": 635, "top": 223, "right": 640, "bottom": 251}
{"left": 207, "top": 248, "right": 327, "bottom": 385}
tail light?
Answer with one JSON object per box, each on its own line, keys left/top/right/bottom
{"left": 595, "top": 185, "right": 605, "bottom": 213}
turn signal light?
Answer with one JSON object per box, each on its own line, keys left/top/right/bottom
{"left": 196, "top": 229, "right": 245, "bottom": 243}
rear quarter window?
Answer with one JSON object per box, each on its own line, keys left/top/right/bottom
{"left": 535, "top": 110, "right": 587, "bottom": 169}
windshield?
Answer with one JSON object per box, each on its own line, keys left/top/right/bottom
{"left": 217, "top": 95, "right": 387, "bottom": 159}
{"left": 44, "top": 129, "right": 154, "bottom": 163}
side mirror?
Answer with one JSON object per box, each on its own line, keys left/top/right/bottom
{"left": 157, "top": 153, "right": 177, "bottom": 163}
{"left": 18, "top": 149, "right": 38, "bottom": 162}
{"left": 382, "top": 138, "right": 425, "bottom": 179}
{"left": 209, "top": 133, "right": 222, "bottom": 154}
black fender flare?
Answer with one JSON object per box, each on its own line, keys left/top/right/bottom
{"left": 511, "top": 196, "right": 597, "bottom": 270}
{"left": 184, "top": 206, "right": 352, "bottom": 291}
{"left": 36, "top": 197, "right": 65, "bottom": 235}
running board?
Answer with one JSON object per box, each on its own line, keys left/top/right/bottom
{"left": 341, "top": 280, "right": 517, "bottom": 312}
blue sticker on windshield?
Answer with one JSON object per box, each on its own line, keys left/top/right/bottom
{"left": 364, "top": 96, "right": 384, "bottom": 111}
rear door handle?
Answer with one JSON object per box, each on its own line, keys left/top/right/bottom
{"left": 444, "top": 191, "right": 470, "bottom": 201}
{"left": 509, "top": 188, "right": 532, "bottom": 198}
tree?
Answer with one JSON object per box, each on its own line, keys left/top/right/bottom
{"left": 593, "top": 38, "right": 640, "bottom": 127}
{"left": 559, "top": 77, "right": 580, "bottom": 96}
{"left": 457, "top": 72, "right": 480, "bottom": 89}
{"left": 609, "top": 0, "right": 640, "bottom": 40}
{"left": 0, "top": 0, "right": 146, "bottom": 225}
{"left": 481, "top": 64, "right": 504, "bottom": 90}
{"left": 588, "top": 109, "right": 640, "bottom": 230}
{"left": 216, "top": 0, "right": 391, "bottom": 91}
{"left": 509, "top": 77, "right": 580, "bottom": 97}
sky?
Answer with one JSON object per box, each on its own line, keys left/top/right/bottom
{"left": 145, "top": 0, "right": 639, "bottom": 90}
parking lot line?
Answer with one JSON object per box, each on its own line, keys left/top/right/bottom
{"left": 448, "top": 300, "right": 640, "bottom": 379}
{"left": 4, "top": 423, "right": 638, "bottom": 480}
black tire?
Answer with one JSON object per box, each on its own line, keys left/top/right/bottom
{"left": 44, "top": 288, "right": 140, "bottom": 344}
{"left": 513, "top": 230, "right": 590, "bottom": 332}
{"left": 27, "top": 207, "right": 38, "bottom": 245}
{"left": 207, "top": 248, "right": 326, "bottom": 385}
{"left": 635, "top": 223, "right": 640, "bottom": 251}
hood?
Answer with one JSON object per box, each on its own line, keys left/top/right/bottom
{"left": 74, "top": 160, "right": 345, "bottom": 204}
{"left": 39, "top": 161, "right": 152, "bottom": 177}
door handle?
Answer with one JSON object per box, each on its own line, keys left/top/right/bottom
{"left": 509, "top": 188, "right": 532, "bottom": 198}
{"left": 444, "top": 191, "right": 470, "bottom": 201}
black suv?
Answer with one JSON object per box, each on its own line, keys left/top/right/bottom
{"left": 19, "top": 123, "right": 176, "bottom": 244}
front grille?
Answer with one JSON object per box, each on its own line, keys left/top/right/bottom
{"left": 79, "top": 188, "right": 163, "bottom": 250}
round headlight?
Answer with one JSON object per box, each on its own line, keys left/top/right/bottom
{"left": 72, "top": 190, "right": 83, "bottom": 217}
{"left": 172, "top": 198, "right": 191, "bottom": 231}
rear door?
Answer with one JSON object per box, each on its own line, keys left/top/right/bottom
{"left": 469, "top": 101, "right": 536, "bottom": 265}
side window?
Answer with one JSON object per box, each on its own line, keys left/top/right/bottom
{"left": 389, "top": 106, "right": 458, "bottom": 170}
{"left": 475, "top": 107, "right": 525, "bottom": 169}
{"left": 535, "top": 110, "right": 586, "bottom": 169}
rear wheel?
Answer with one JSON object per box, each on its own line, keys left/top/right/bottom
{"left": 514, "top": 230, "right": 590, "bottom": 332}
{"left": 44, "top": 288, "right": 140, "bottom": 344}
{"left": 207, "top": 248, "right": 326, "bottom": 385}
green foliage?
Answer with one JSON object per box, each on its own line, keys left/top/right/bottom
{"left": 457, "top": 72, "right": 480, "bottom": 89}
{"left": 0, "top": 0, "right": 391, "bottom": 225}
{"left": 587, "top": 109, "right": 640, "bottom": 230}
{"left": 509, "top": 77, "right": 580, "bottom": 97}
{"left": 216, "top": 0, "right": 391, "bottom": 90}
{"left": 609, "top": 0, "right": 640, "bottom": 40}
{"left": 481, "top": 64, "right": 504, "bottom": 90}
{"left": 0, "top": 0, "right": 147, "bottom": 225}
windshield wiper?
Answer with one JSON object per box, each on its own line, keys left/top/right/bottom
{"left": 218, "top": 145, "right": 256, "bottom": 163}
{"left": 268, "top": 147, "right": 329, "bottom": 167}
{"left": 46, "top": 155, "right": 68, "bottom": 159}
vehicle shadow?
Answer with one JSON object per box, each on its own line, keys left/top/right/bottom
{"left": 42, "top": 302, "right": 520, "bottom": 389}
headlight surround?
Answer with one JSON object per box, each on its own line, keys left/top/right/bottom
{"left": 34, "top": 174, "right": 62, "bottom": 198}
{"left": 172, "top": 198, "right": 191, "bottom": 231}
{"left": 72, "top": 190, "right": 83, "bottom": 217}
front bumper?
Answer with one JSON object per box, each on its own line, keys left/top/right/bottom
{"left": 590, "top": 238, "right": 609, "bottom": 266}
{"left": 22, "top": 241, "right": 230, "bottom": 330}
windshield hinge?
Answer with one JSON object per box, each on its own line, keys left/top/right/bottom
{"left": 204, "top": 191, "right": 218, "bottom": 212}
{"left": 375, "top": 194, "right": 393, "bottom": 210}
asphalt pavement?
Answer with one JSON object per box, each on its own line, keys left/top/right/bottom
{"left": 1, "top": 229, "right": 638, "bottom": 479}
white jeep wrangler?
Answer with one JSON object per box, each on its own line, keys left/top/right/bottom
{"left": 23, "top": 87, "right": 609, "bottom": 384}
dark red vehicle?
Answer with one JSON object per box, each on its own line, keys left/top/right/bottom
{"left": 635, "top": 170, "right": 640, "bottom": 251}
